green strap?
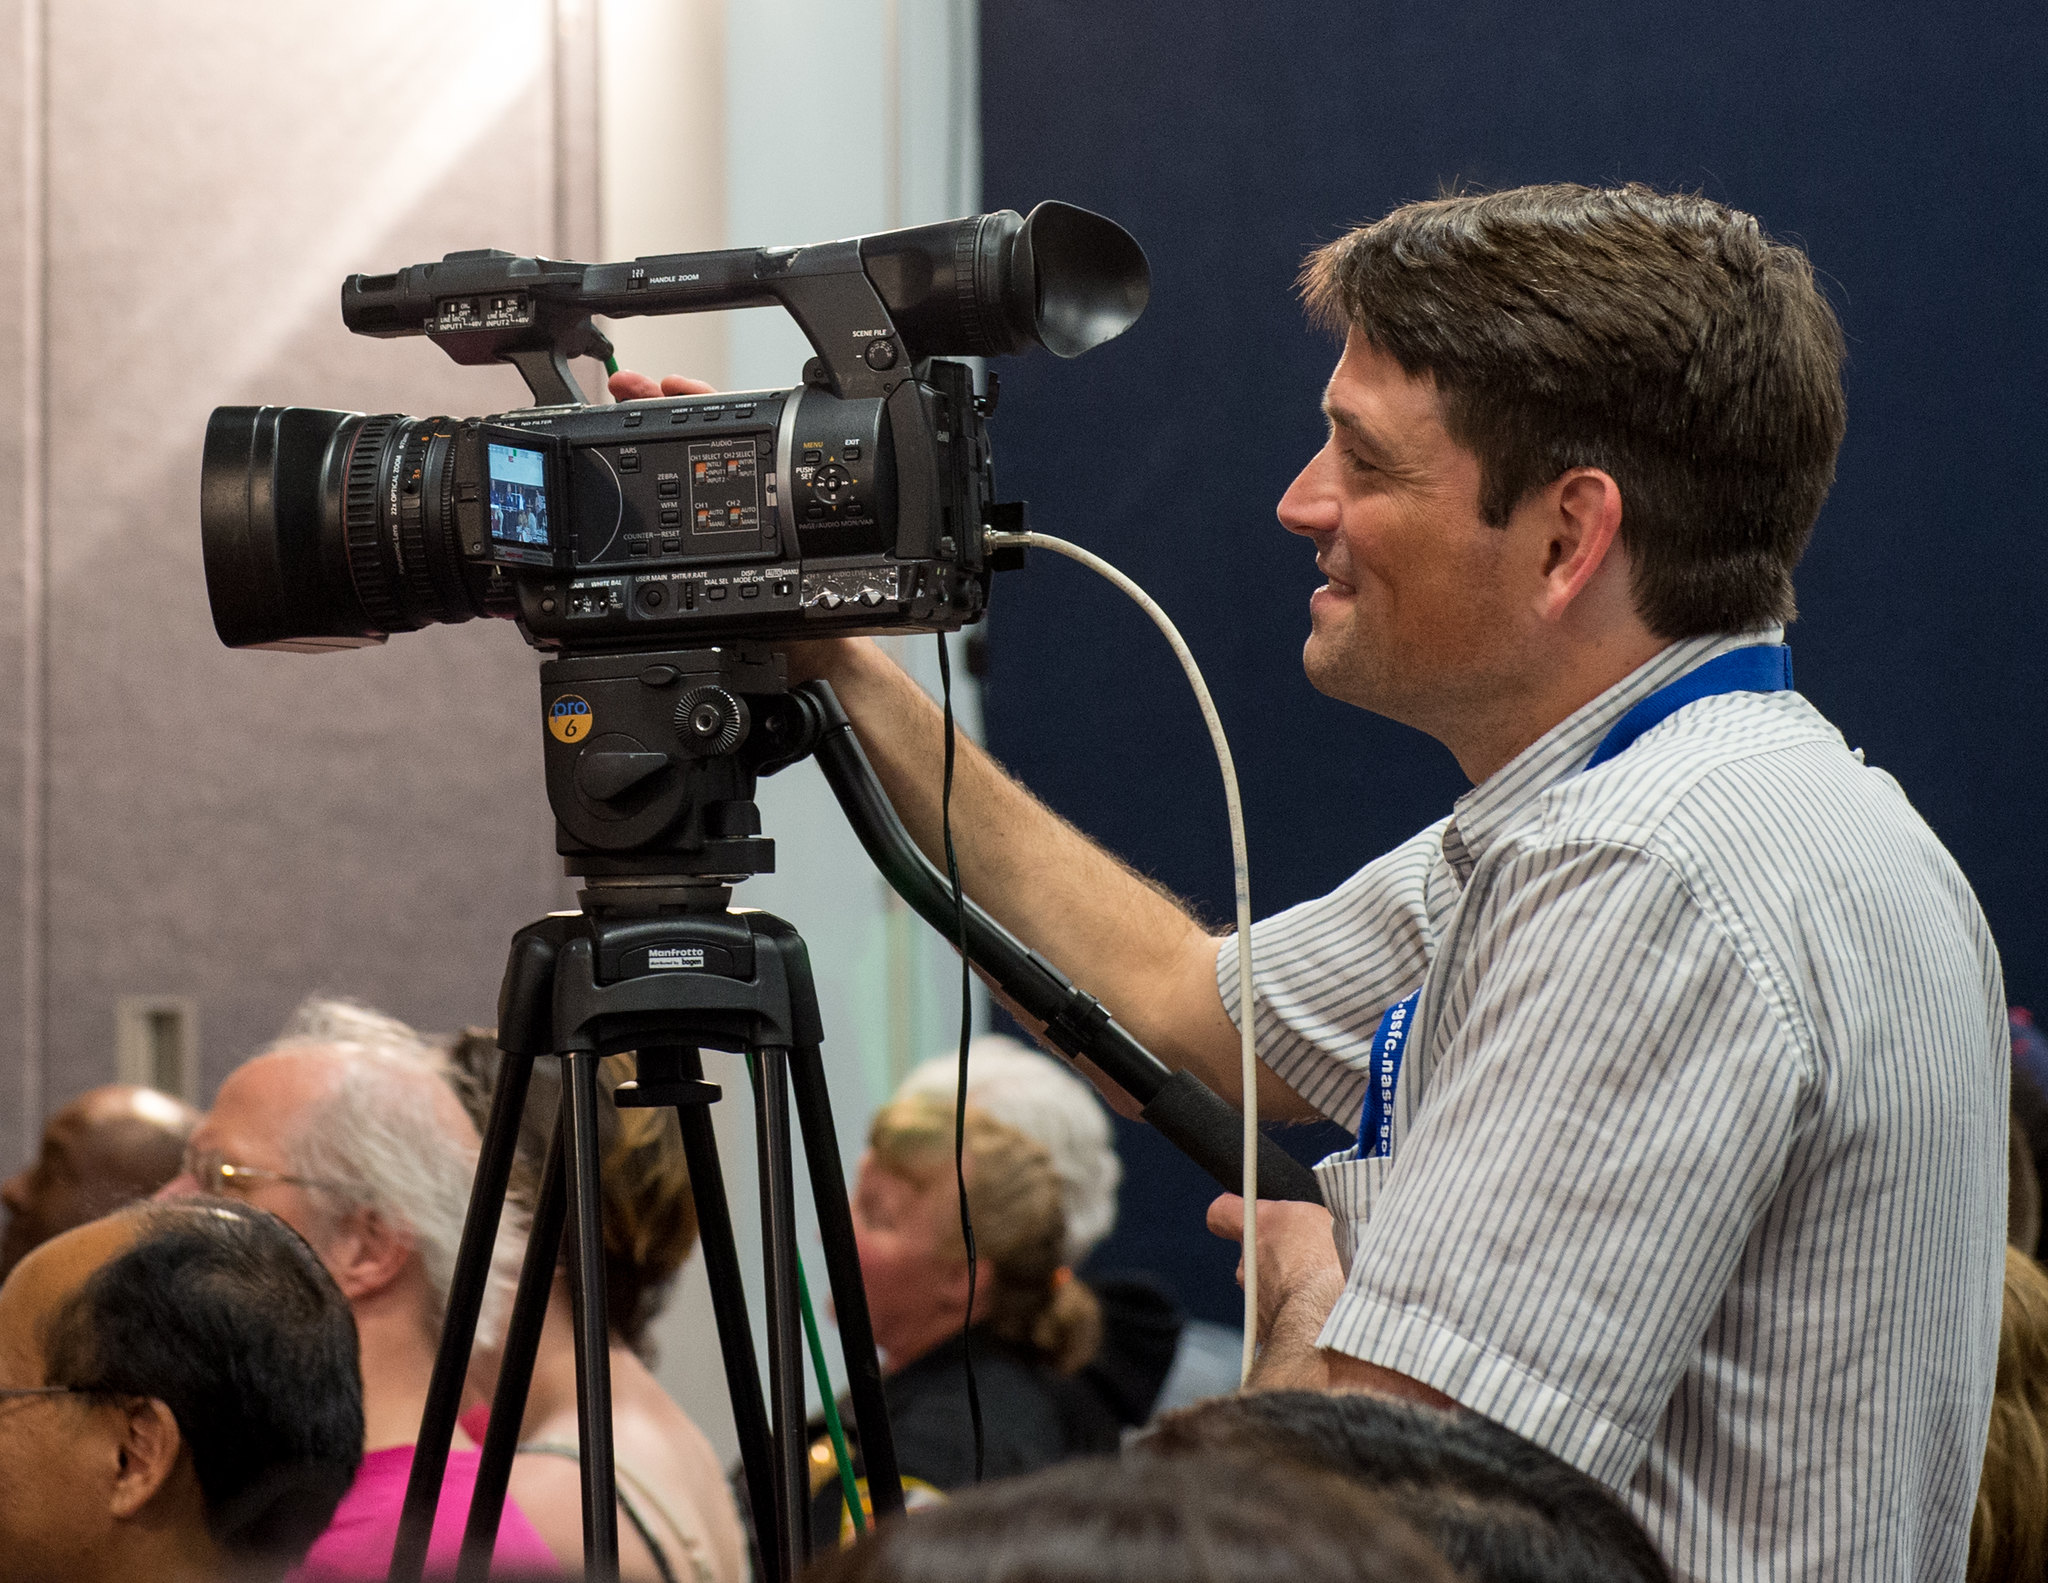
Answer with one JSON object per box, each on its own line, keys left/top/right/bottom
{"left": 603, "top": 352, "right": 620, "bottom": 377}
{"left": 798, "top": 1251, "right": 865, "bottom": 1533}
{"left": 741, "top": 1050, "right": 864, "bottom": 1534}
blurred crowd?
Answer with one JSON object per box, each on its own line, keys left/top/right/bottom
{"left": 1, "top": 996, "right": 2042, "bottom": 1581}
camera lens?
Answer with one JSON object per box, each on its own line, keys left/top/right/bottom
{"left": 201, "top": 406, "right": 507, "bottom": 651}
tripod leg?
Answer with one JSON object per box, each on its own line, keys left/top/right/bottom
{"left": 754, "top": 1047, "right": 810, "bottom": 1577}
{"left": 563, "top": 1048, "right": 622, "bottom": 1580}
{"left": 789, "top": 1040, "right": 905, "bottom": 1519}
{"left": 456, "top": 1108, "right": 568, "bottom": 1583}
{"left": 665, "top": 1047, "right": 780, "bottom": 1575}
{"left": 390, "top": 1045, "right": 534, "bottom": 1583}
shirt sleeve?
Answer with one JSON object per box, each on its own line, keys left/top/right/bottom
{"left": 1317, "top": 836, "right": 1813, "bottom": 1489}
{"left": 1216, "top": 819, "right": 1449, "bottom": 1124}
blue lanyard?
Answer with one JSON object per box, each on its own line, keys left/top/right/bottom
{"left": 1583, "top": 643, "right": 1793, "bottom": 772}
{"left": 1356, "top": 990, "right": 1420, "bottom": 1158}
{"left": 1356, "top": 643, "right": 1794, "bottom": 1158}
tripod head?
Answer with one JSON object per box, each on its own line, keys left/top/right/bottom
{"left": 540, "top": 643, "right": 826, "bottom": 883}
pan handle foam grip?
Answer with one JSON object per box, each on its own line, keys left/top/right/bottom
{"left": 1141, "top": 1068, "right": 1324, "bottom": 1204}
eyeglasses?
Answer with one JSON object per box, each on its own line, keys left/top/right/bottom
{"left": 180, "top": 1147, "right": 350, "bottom": 1199}
{"left": 0, "top": 1385, "right": 93, "bottom": 1404}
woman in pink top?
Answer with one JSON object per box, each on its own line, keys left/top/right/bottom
{"left": 291, "top": 1443, "right": 557, "bottom": 1581}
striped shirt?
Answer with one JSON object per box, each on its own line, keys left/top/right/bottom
{"left": 1218, "top": 628, "right": 2007, "bottom": 1582}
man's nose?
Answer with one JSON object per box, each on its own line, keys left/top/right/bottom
{"left": 153, "top": 1172, "right": 201, "bottom": 1201}
{"left": 1277, "top": 452, "right": 1339, "bottom": 540}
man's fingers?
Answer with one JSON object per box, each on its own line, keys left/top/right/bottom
{"left": 659, "top": 374, "right": 717, "bottom": 396}
{"left": 1207, "top": 1192, "right": 1246, "bottom": 1241}
{"left": 608, "top": 369, "right": 664, "bottom": 401}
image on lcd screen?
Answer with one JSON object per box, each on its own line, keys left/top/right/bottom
{"left": 488, "top": 443, "right": 551, "bottom": 548}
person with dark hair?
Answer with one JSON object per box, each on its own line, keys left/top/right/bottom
{"left": 799, "top": 1450, "right": 1453, "bottom": 1583}
{"left": 0, "top": 1199, "right": 363, "bottom": 1582}
{"left": 1, "top": 1083, "right": 198, "bottom": 1279}
{"left": 1137, "top": 1390, "right": 1670, "bottom": 1583}
{"left": 617, "top": 180, "right": 2010, "bottom": 1581}
{"left": 444, "top": 1032, "right": 747, "bottom": 1583}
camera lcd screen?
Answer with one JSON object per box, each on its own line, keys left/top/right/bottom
{"left": 488, "top": 441, "right": 554, "bottom": 565}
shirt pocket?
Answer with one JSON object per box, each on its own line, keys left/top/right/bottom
{"left": 1312, "top": 1151, "right": 1394, "bottom": 1276}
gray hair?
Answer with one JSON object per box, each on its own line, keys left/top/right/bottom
{"left": 265, "top": 997, "right": 490, "bottom": 1329}
{"left": 899, "top": 1035, "right": 1122, "bottom": 1264}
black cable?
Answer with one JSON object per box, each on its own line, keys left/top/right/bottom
{"left": 936, "top": 631, "right": 984, "bottom": 1482}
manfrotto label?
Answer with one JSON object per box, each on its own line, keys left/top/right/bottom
{"left": 647, "top": 946, "right": 705, "bottom": 971}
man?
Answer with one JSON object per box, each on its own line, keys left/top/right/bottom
{"left": 0, "top": 1199, "right": 362, "bottom": 1583}
{"left": 1, "top": 1083, "right": 198, "bottom": 1278}
{"left": 161, "top": 997, "right": 556, "bottom": 1578}
{"left": 616, "top": 184, "right": 2007, "bottom": 1579}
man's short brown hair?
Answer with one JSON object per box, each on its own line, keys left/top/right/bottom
{"left": 1301, "top": 184, "right": 1847, "bottom": 638}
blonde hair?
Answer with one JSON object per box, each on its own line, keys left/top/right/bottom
{"left": 442, "top": 1031, "right": 696, "bottom": 1357}
{"left": 868, "top": 1094, "right": 1100, "bottom": 1375}
{"left": 1969, "top": 1245, "right": 2048, "bottom": 1581}
{"left": 898, "top": 1035, "right": 1121, "bottom": 1263}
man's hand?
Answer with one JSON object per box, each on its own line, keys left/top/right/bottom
{"left": 1208, "top": 1192, "right": 1344, "bottom": 1353}
{"left": 608, "top": 369, "right": 715, "bottom": 401}
{"left": 1208, "top": 1191, "right": 1455, "bottom": 1405}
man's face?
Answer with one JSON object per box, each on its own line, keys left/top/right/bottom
{"left": 1, "top": 1111, "right": 102, "bottom": 1278}
{"left": 0, "top": 1219, "right": 141, "bottom": 1581}
{"left": 1277, "top": 332, "right": 1532, "bottom": 740}
{"left": 1, "top": 1091, "right": 193, "bottom": 1280}
{"left": 157, "top": 1052, "right": 338, "bottom": 1251}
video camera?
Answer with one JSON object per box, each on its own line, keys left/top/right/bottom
{"left": 199, "top": 202, "right": 1148, "bottom": 657}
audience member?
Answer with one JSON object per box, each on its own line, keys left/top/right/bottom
{"left": 1969, "top": 1246, "right": 2048, "bottom": 1581}
{"left": 445, "top": 1031, "right": 748, "bottom": 1583}
{"left": 798, "top": 1451, "right": 1455, "bottom": 1583}
{"left": 897, "top": 1037, "right": 1184, "bottom": 1430}
{"left": 161, "top": 997, "right": 556, "bottom": 1579}
{"left": 0, "top": 1199, "right": 361, "bottom": 1583}
{"left": 1137, "top": 1390, "right": 1672, "bottom": 1583}
{"left": 811, "top": 1093, "right": 1118, "bottom": 1545}
{"left": 2011, "top": 1053, "right": 2048, "bottom": 1260}
{"left": 1, "top": 1083, "right": 198, "bottom": 1279}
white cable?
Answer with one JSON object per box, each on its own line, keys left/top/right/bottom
{"left": 987, "top": 529, "right": 1261, "bottom": 1384}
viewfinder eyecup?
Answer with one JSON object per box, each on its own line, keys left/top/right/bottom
{"left": 860, "top": 201, "right": 1149, "bottom": 362}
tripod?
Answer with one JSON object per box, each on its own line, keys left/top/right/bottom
{"left": 387, "top": 648, "right": 1325, "bottom": 1583}
{"left": 389, "top": 648, "right": 907, "bottom": 1583}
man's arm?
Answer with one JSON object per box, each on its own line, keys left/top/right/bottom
{"left": 797, "top": 635, "right": 1321, "bottom": 1121}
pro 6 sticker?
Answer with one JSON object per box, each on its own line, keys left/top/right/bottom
{"left": 549, "top": 694, "right": 593, "bottom": 743}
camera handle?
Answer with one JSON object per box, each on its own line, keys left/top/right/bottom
{"left": 799, "top": 681, "right": 1324, "bottom": 1208}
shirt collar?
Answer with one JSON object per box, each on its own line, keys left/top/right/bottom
{"left": 1439, "top": 627, "right": 1785, "bottom": 884}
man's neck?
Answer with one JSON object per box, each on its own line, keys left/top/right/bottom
{"left": 1447, "top": 628, "right": 1672, "bottom": 784}
{"left": 353, "top": 1283, "right": 449, "bottom": 1452}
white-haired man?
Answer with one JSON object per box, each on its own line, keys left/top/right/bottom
{"left": 161, "top": 998, "right": 556, "bottom": 1580}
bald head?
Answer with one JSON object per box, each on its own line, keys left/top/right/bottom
{"left": 165, "top": 1013, "right": 483, "bottom": 1329}
{"left": 1, "top": 1087, "right": 198, "bottom": 1280}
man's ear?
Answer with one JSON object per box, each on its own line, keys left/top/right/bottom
{"left": 320, "top": 1207, "right": 417, "bottom": 1302}
{"left": 1527, "top": 466, "right": 1627, "bottom": 622}
{"left": 106, "top": 1396, "right": 186, "bottom": 1520}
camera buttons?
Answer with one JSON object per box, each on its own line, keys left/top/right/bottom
{"left": 863, "top": 339, "right": 898, "bottom": 370}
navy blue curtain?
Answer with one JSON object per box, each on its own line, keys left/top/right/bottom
{"left": 979, "top": 1, "right": 2048, "bottom": 1324}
